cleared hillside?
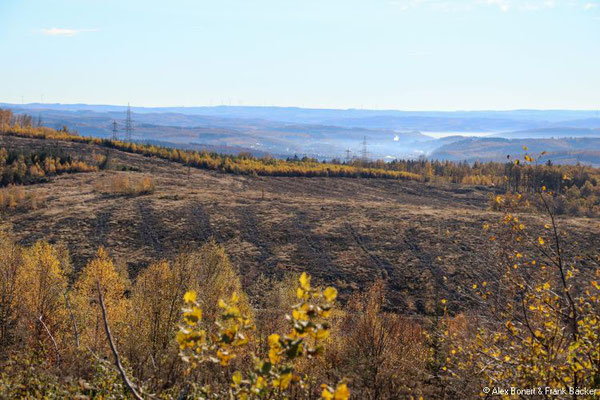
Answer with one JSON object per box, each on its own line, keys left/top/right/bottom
{"left": 2, "top": 134, "right": 599, "bottom": 314}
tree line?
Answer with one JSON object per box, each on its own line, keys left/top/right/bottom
{"left": 0, "top": 147, "right": 97, "bottom": 187}
{"left": 2, "top": 108, "right": 599, "bottom": 216}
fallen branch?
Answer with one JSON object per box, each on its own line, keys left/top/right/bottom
{"left": 38, "top": 315, "right": 61, "bottom": 365}
{"left": 97, "top": 281, "right": 144, "bottom": 400}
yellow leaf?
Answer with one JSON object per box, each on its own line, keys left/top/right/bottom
{"left": 538, "top": 237, "right": 545, "bottom": 245}
{"left": 299, "top": 272, "right": 311, "bottom": 290}
{"left": 333, "top": 383, "right": 350, "bottom": 400}
{"left": 268, "top": 333, "right": 280, "bottom": 347}
{"left": 321, "top": 387, "right": 334, "bottom": 400}
{"left": 323, "top": 287, "right": 338, "bottom": 302}
{"left": 315, "top": 328, "right": 330, "bottom": 340}
{"left": 269, "top": 347, "right": 281, "bottom": 364}
{"left": 183, "top": 290, "right": 197, "bottom": 303}
{"left": 217, "top": 348, "right": 234, "bottom": 366}
{"left": 232, "top": 371, "right": 242, "bottom": 386}
{"left": 293, "top": 309, "right": 308, "bottom": 321}
{"left": 279, "top": 373, "right": 292, "bottom": 389}
{"left": 255, "top": 376, "right": 266, "bottom": 389}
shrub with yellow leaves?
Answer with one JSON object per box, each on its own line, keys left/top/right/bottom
{"left": 176, "top": 272, "right": 349, "bottom": 399}
{"left": 177, "top": 290, "right": 252, "bottom": 370}
{"left": 72, "top": 248, "right": 130, "bottom": 354}
{"left": 16, "top": 241, "right": 70, "bottom": 352}
{"left": 449, "top": 150, "right": 600, "bottom": 397}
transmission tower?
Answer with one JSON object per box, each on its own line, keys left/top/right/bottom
{"left": 125, "top": 103, "right": 133, "bottom": 142}
{"left": 111, "top": 120, "right": 118, "bottom": 140}
{"left": 345, "top": 149, "right": 352, "bottom": 163}
{"left": 361, "top": 136, "right": 368, "bottom": 162}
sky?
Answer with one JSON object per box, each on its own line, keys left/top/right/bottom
{"left": 0, "top": 0, "right": 599, "bottom": 110}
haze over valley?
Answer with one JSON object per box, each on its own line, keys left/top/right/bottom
{"left": 4, "top": 102, "right": 600, "bottom": 165}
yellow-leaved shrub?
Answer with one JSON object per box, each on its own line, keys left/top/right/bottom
{"left": 176, "top": 272, "right": 350, "bottom": 399}
{"left": 16, "top": 241, "right": 70, "bottom": 351}
{"left": 72, "top": 247, "right": 130, "bottom": 353}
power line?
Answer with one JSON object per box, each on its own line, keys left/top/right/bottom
{"left": 124, "top": 103, "right": 133, "bottom": 142}
{"left": 361, "top": 136, "right": 368, "bottom": 162}
{"left": 112, "top": 120, "right": 118, "bottom": 140}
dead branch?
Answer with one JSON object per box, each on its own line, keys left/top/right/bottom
{"left": 38, "top": 315, "right": 61, "bottom": 365}
{"left": 97, "top": 281, "right": 144, "bottom": 400}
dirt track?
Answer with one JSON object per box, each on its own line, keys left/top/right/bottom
{"left": 2, "top": 135, "right": 599, "bottom": 313}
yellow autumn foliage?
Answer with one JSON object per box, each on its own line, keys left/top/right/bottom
{"left": 16, "top": 241, "right": 70, "bottom": 347}
{"left": 72, "top": 247, "right": 130, "bottom": 353}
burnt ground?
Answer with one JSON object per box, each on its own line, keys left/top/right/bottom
{"left": 2, "top": 135, "right": 599, "bottom": 313}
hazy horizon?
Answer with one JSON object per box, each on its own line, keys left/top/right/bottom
{"left": 3, "top": 101, "right": 600, "bottom": 113}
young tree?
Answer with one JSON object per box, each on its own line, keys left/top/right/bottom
{"left": 126, "top": 260, "right": 185, "bottom": 382}
{"left": 72, "top": 248, "right": 130, "bottom": 354}
{"left": 172, "top": 240, "right": 252, "bottom": 324}
{"left": 17, "top": 241, "right": 69, "bottom": 355}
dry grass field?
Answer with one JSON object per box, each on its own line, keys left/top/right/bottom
{"left": 2, "top": 135, "right": 599, "bottom": 314}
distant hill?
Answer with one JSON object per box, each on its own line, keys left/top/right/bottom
{"left": 320, "top": 116, "right": 543, "bottom": 132}
{"left": 493, "top": 127, "right": 600, "bottom": 139}
{"left": 3, "top": 102, "right": 598, "bottom": 128}
{"left": 550, "top": 118, "right": 600, "bottom": 129}
{"left": 431, "top": 137, "right": 600, "bottom": 166}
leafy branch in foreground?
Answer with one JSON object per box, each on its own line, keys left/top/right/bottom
{"left": 177, "top": 272, "right": 349, "bottom": 400}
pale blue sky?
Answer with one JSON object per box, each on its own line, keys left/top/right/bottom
{"left": 1, "top": 0, "right": 599, "bottom": 110}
